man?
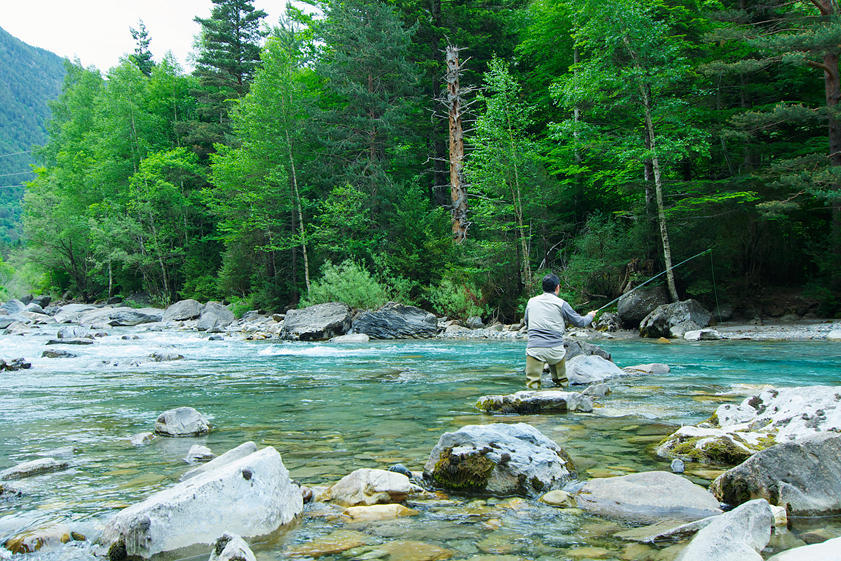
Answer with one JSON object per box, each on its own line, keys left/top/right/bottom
{"left": 524, "top": 273, "right": 596, "bottom": 389}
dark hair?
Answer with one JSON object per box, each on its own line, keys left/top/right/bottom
{"left": 542, "top": 273, "right": 560, "bottom": 293}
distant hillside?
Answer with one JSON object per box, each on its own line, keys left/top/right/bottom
{"left": 0, "top": 25, "right": 65, "bottom": 245}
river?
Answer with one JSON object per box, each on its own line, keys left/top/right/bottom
{"left": 2, "top": 328, "right": 840, "bottom": 560}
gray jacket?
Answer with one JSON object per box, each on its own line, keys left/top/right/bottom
{"left": 524, "top": 292, "right": 593, "bottom": 348}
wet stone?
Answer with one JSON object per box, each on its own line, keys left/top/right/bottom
{"left": 285, "top": 529, "right": 371, "bottom": 557}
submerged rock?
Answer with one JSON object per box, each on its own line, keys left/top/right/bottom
{"left": 284, "top": 530, "right": 371, "bottom": 557}
{"left": 98, "top": 446, "right": 302, "bottom": 560}
{"left": 423, "top": 423, "right": 575, "bottom": 497}
{"left": 766, "top": 536, "right": 841, "bottom": 560}
{"left": 342, "top": 503, "right": 420, "bottom": 522}
{"left": 4, "top": 523, "right": 82, "bottom": 554}
{"left": 640, "top": 300, "right": 711, "bottom": 339}
{"left": 574, "top": 471, "right": 721, "bottom": 524}
{"left": 329, "top": 333, "right": 370, "bottom": 343}
{"left": 623, "top": 363, "right": 670, "bottom": 375}
{"left": 150, "top": 351, "right": 184, "bottom": 362}
{"left": 130, "top": 433, "right": 155, "bottom": 446}
{"left": 540, "top": 489, "right": 576, "bottom": 507}
{"left": 41, "top": 349, "right": 77, "bottom": 359}
{"left": 0, "top": 358, "right": 31, "bottom": 371}
{"left": 356, "top": 540, "right": 452, "bottom": 560}
{"left": 0, "top": 458, "right": 69, "bottom": 481}
{"left": 674, "top": 499, "right": 772, "bottom": 561}
{"left": 281, "top": 302, "right": 351, "bottom": 341}
{"left": 475, "top": 390, "right": 593, "bottom": 415}
{"left": 208, "top": 534, "right": 256, "bottom": 561}
{"left": 154, "top": 407, "right": 211, "bottom": 437}
{"left": 710, "top": 433, "right": 841, "bottom": 515}
{"left": 46, "top": 338, "right": 93, "bottom": 345}
{"left": 564, "top": 339, "right": 611, "bottom": 361}
{"left": 325, "top": 468, "right": 422, "bottom": 506}
{"left": 351, "top": 302, "right": 438, "bottom": 339}
{"left": 566, "top": 354, "right": 626, "bottom": 385}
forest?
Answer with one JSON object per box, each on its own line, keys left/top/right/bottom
{"left": 4, "top": 0, "right": 841, "bottom": 321}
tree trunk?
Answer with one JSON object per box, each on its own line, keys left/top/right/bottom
{"left": 446, "top": 45, "right": 469, "bottom": 243}
{"left": 285, "top": 128, "right": 311, "bottom": 295}
{"left": 640, "top": 85, "right": 680, "bottom": 302}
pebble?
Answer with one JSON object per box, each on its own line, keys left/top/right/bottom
{"left": 670, "top": 459, "right": 685, "bottom": 473}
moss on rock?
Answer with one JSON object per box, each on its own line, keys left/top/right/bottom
{"left": 432, "top": 447, "right": 495, "bottom": 492}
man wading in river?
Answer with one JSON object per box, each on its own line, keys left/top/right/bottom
{"left": 524, "top": 273, "right": 596, "bottom": 389}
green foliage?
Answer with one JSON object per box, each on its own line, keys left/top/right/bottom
{"left": 427, "top": 277, "right": 488, "bottom": 320}
{"left": 228, "top": 295, "right": 255, "bottom": 318}
{"left": 301, "top": 259, "right": 392, "bottom": 309}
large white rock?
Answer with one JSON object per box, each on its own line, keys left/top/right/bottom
{"left": 575, "top": 471, "right": 722, "bottom": 524}
{"left": 766, "top": 536, "right": 841, "bottom": 561}
{"left": 197, "top": 302, "right": 235, "bottom": 332}
{"left": 675, "top": 499, "right": 773, "bottom": 561}
{"left": 52, "top": 304, "right": 98, "bottom": 324}
{"left": 566, "top": 354, "right": 627, "bottom": 385}
{"left": 154, "top": 407, "right": 211, "bottom": 437}
{"left": 98, "top": 447, "right": 302, "bottom": 560}
{"left": 658, "top": 386, "right": 841, "bottom": 464}
{"left": 326, "top": 468, "right": 422, "bottom": 506}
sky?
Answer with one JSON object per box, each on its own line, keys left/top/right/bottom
{"left": 2, "top": 0, "right": 290, "bottom": 73}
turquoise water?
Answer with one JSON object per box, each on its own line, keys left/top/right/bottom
{"left": 1, "top": 329, "right": 840, "bottom": 560}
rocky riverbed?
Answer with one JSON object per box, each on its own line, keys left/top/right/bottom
{"left": 1, "top": 296, "right": 841, "bottom": 560}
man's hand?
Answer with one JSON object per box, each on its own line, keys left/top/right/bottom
{"left": 588, "top": 310, "right": 597, "bottom": 318}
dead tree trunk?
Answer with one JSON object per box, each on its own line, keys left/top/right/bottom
{"left": 446, "top": 45, "right": 469, "bottom": 243}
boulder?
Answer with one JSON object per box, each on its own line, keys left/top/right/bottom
{"left": 766, "top": 536, "right": 841, "bottom": 561}
{"left": 710, "top": 433, "right": 841, "bottom": 515}
{"left": 42, "top": 349, "right": 77, "bottom": 359}
{"left": 674, "top": 499, "right": 773, "bottom": 561}
{"left": 280, "top": 302, "right": 351, "bottom": 341}
{"left": 827, "top": 329, "right": 841, "bottom": 341}
{"left": 185, "top": 445, "right": 215, "bottom": 464}
{"left": 574, "top": 471, "right": 722, "bottom": 524}
{"left": 31, "top": 295, "right": 51, "bottom": 308}
{"left": 329, "top": 333, "right": 370, "bottom": 343}
{"left": 197, "top": 302, "right": 235, "bottom": 332}
{"left": 182, "top": 442, "right": 258, "bottom": 481}
{"left": 563, "top": 339, "right": 611, "bottom": 361}
{"left": 658, "top": 386, "right": 841, "bottom": 464}
{"left": 475, "top": 390, "right": 593, "bottom": 415}
{"left": 325, "top": 468, "right": 422, "bottom": 506}
{"left": 351, "top": 302, "right": 439, "bottom": 339}
{"left": 52, "top": 304, "right": 98, "bottom": 324}
{"left": 154, "top": 407, "right": 211, "bottom": 437}
{"left": 423, "top": 423, "right": 575, "bottom": 496}
{"left": 566, "top": 354, "right": 627, "bottom": 385}
{"left": 208, "top": 534, "right": 255, "bottom": 561}
{"left": 595, "top": 311, "right": 621, "bottom": 332}
{"left": 466, "top": 316, "right": 484, "bottom": 329}
{"left": 75, "top": 307, "right": 162, "bottom": 327}
{"left": 617, "top": 285, "right": 669, "bottom": 327}
{"left": 0, "top": 458, "right": 69, "bottom": 481}
{"left": 614, "top": 517, "right": 715, "bottom": 544}
{"left": 0, "top": 299, "right": 25, "bottom": 315}
{"left": 97, "top": 446, "right": 302, "bottom": 560}
{"left": 640, "top": 299, "right": 712, "bottom": 339}
{"left": 163, "top": 299, "right": 203, "bottom": 322}
{"left": 24, "top": 303, "right": 46, "bottom": 314}
{"left": 655, "top": 426, "right": 767, "bottom": 465}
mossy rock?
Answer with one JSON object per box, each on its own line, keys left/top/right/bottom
{"left": 432, "top": 447, "right": 495, "bottom": 492}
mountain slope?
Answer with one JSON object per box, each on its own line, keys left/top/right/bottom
{"left": 0, "top": 25, "right": 66, "bottom": 244}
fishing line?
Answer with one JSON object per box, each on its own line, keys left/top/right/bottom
{"left": 710, "top": 249, "right": 722, "bottom": 323}
{"left": 596, "top": 248, "right": 713, "bottom": 313}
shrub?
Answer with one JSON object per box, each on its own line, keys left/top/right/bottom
{"left": 300, "top": 260, "right": 391, "bottom": 310}
{"left": 427, "top": 278, "right": 488, "bottom": 320}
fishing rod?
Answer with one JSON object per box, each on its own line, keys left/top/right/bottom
{"left": 596, "top": 248, "right": 713, "bottom": 313}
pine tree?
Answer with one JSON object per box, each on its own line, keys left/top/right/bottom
{"left": 129, "top": 20, "right": 154, "bottom": 76}
{"left": 191, "top": 0, "right": 267, "bottom": 152}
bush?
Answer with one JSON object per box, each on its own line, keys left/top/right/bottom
{"left": 427, "top": 278, "right": 488, "bottom": 320}
{"left": 300, "top": 260, "right": 391, "bottom": 310}
{"left": 229, "top": 295, "right": 255, "bottom": 319}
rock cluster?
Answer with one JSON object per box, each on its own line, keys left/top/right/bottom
{"left": 640, "top": 299, "right": 712, "bottom": 339}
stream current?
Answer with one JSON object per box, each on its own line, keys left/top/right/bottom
{"left": 1, "top": 328, "right": 841, "bottom": 560}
